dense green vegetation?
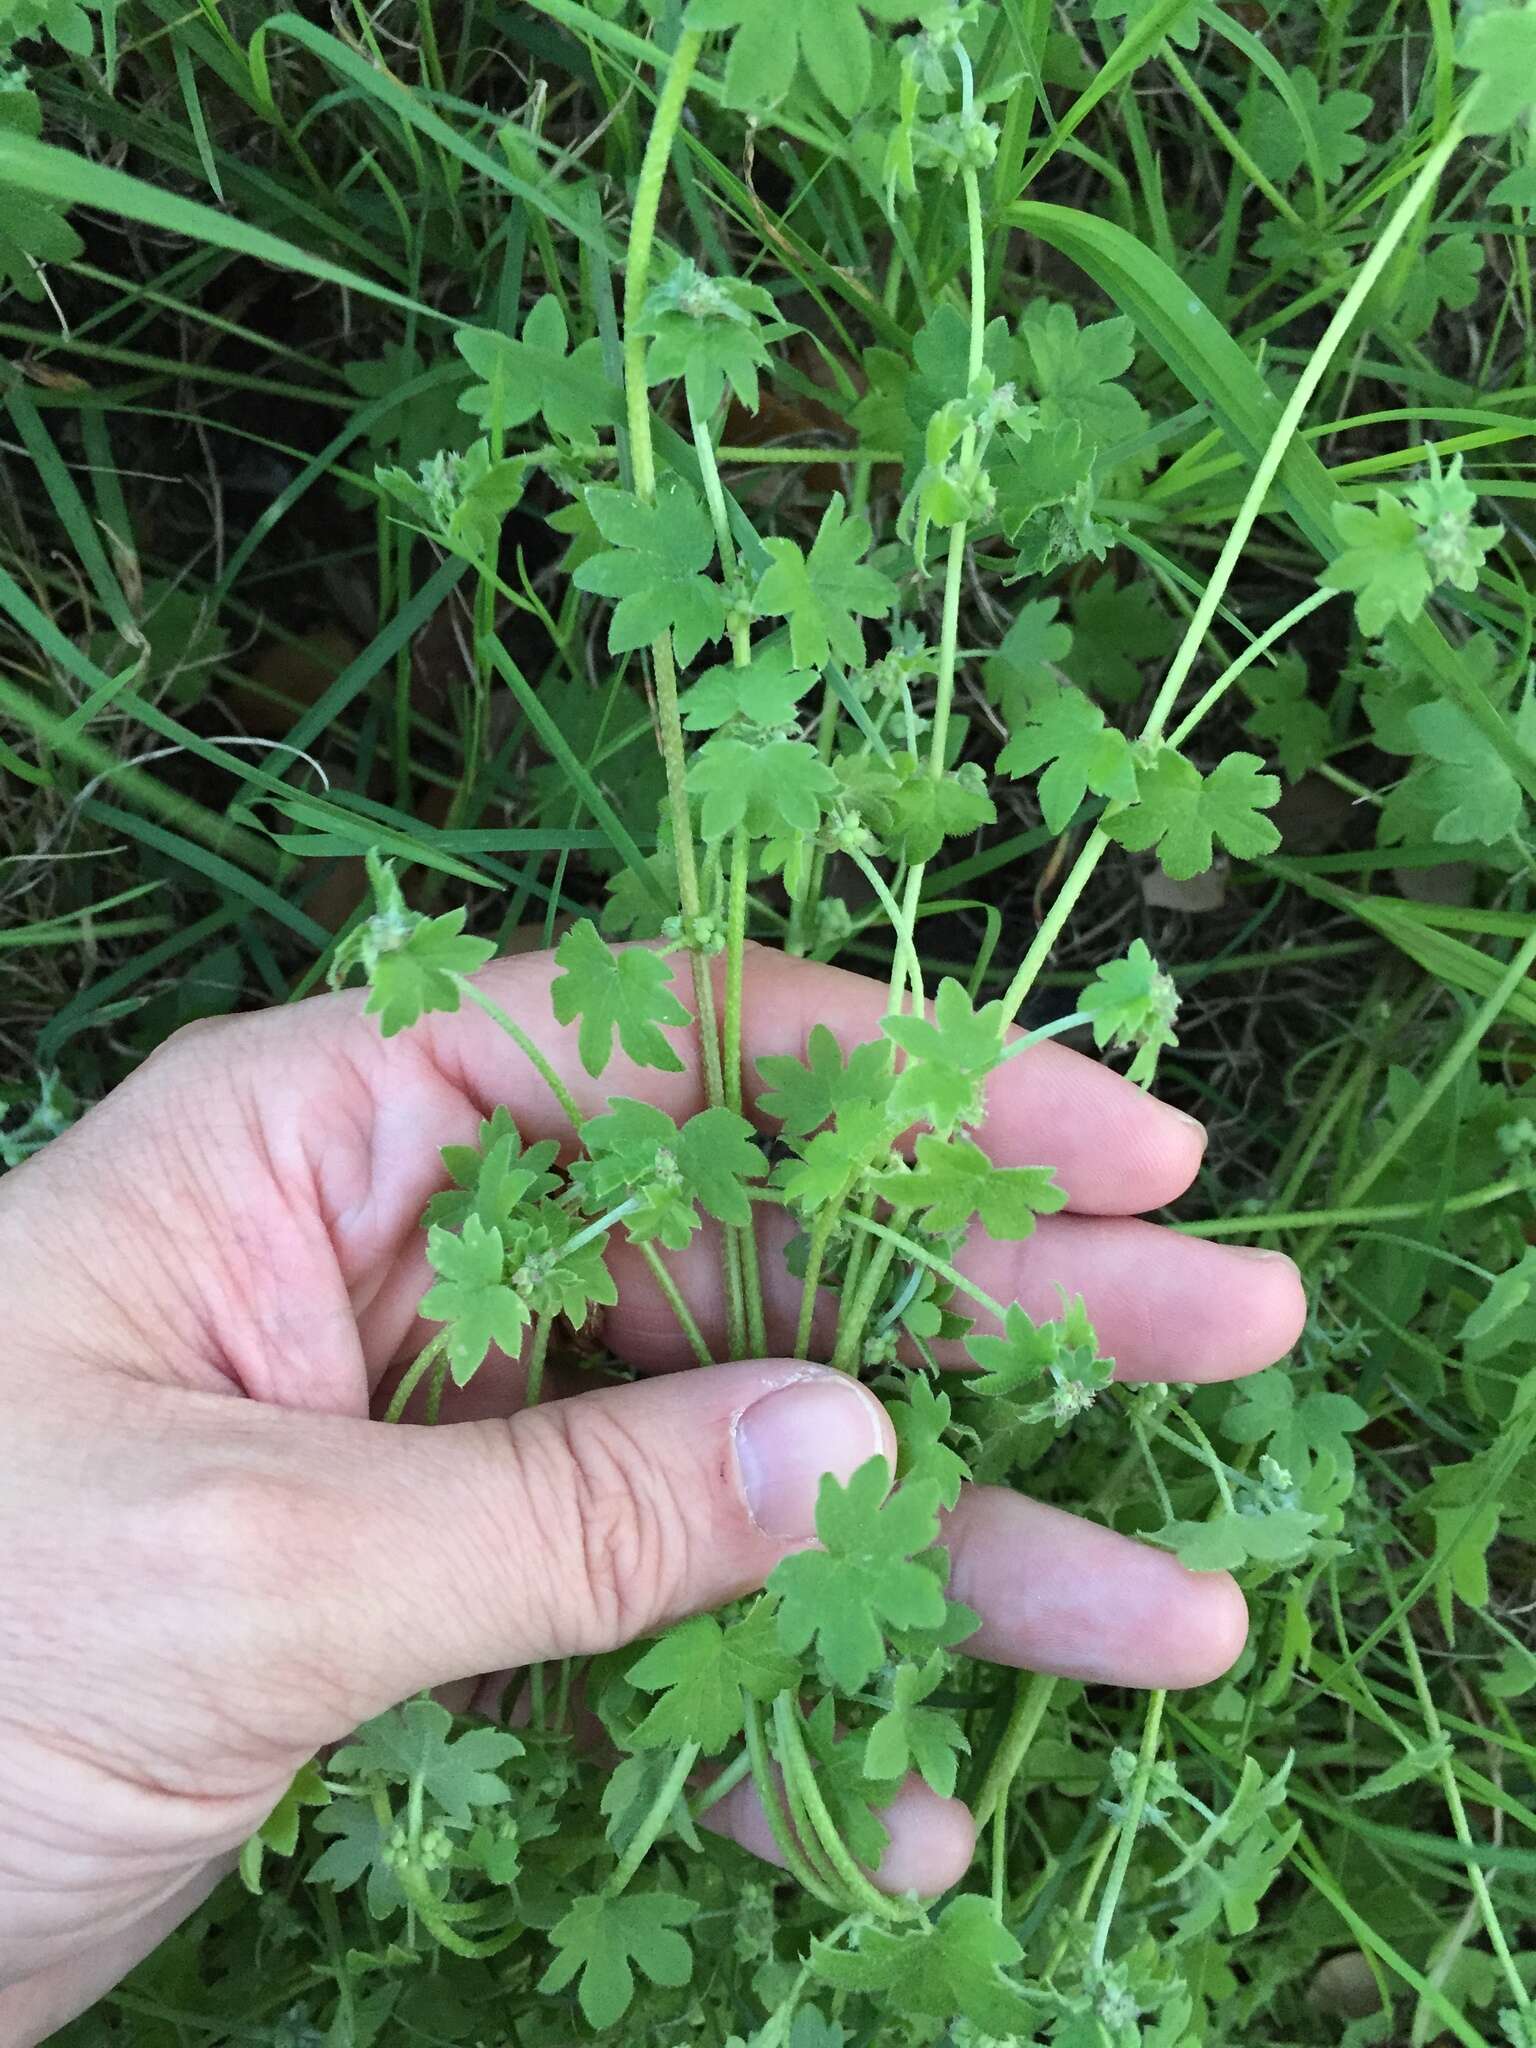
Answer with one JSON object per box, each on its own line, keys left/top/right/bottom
{"left": 4, "top": 0, "right": 1536, "bottom": 2041}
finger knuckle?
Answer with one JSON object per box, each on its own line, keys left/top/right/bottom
{"left": 143, "top": 1459, "right": 360, "bottom": 1748}
{"left": 169, "top": 1463, "right": 326, "bottom": 1603}
{"left": 141, "top": 1012, "right": 240, "bottom": 1072}
{"left": 517, "top": 1404, "right": 697, "bottom": 1653}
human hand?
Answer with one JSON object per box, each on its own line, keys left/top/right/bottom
{"left": 0, "top": 944, "right": 1304, "bottom": 2044}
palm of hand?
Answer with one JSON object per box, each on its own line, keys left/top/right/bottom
{"left": 0, "top": 947, "right": 1303, "bottom": 2045}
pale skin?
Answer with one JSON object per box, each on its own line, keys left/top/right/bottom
{"left": 0, "top": 944, "right": 1305, "bottom": 2045}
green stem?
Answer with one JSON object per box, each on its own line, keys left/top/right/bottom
{"left": 396, "top": 1868, "right": 519, "bottom": 1959}
{"left": 1045, "top": 1824, "right": 1119, "bottom": 1976}
{"left": 724, "top": 822, "right": 767, "bottom": 1355}
{"left": 844, "top": 1211, "right": 1007, "bottom": 1321}
{"left": 830, "top": 1206, "right": 913, "bottom": 1372}
{"left": 694, "top": 386, "right": 757, "bottom": 1355}
{"left": 1333, "top": 928, "right": 1536, "bottom": 1215}
{"left": 620, "top": 29, "right": 739, "bottom": 1353}
{"left": 973, "top": 1671, "right": 1058, "bottom": 1830}
{"left": 886, "top": 165, "right": 986, "bottom": 1020}
{"left": 845, "top": 846, "right": 924, "bottom": 1006}
{"left": 691, "top": 398, "right": 741, "bottom": 595}
{"left": 1166, "top": 589, "right": 1338, "bottom": 751}
{"left": 998, "top": 829, "right": 1109, "bottom": 1028}
{"left": 423, "top": 1347, "right": 449, "bottom": 1426}
{"left": 622, "top": 32, "right": 703, "bottom": 503}
{"left": 1178, "top": 1173, "right": 1535, "bottom": 1237}
{"left": 639, "top": 1240, "right": 714, "bottom": 1367}
{"left": 523, "top": 1312, "right": 552, "bottom": 1409}
{"left": 794, "top": 1204, "right": 842, "bottom": 1359}
{"left": 741, "top": 1693, "right": 847, "bottom": 1909}
{"left": 564, "top": 1197, "right": 643, "bottom": 1258}
{"left": 1148, "top": 113, "right": 1469, "bottom": 748}
{"left": 1000, "top": 114, "right": 1473, "bottom": 1031}
{"left": 1383, "top": 1554, "right": 1531, "bottom": 2015}
{"left": 604, "top": 1741, "right": 701, "bottom": 1897}
{"left": 384, "top": 1332, "right": 448, "bottom": 1424}
{"left": 1165, "top": 1410, "right": 1237, "bottom": 1514}
{"left": 690, "top": 1744, "right": 754, "bottom": 1819}
{"left": 1163, "top": 47, "right": 1305, "bottom": 230}
{"left": 459, "top": 979, "right": 585, "bottom": 1131}
{"left": 812, "top": 129, "right": 997, "bottom": 1377}
{"left": 1090, "top": 1688, "right": 1166, "bottom": 1967}
{"left": 771, "top": 1694, "right": 915, "bottom": 1923}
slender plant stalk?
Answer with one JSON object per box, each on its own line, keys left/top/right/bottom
{"left": 831, "top": 1205, "right": 914, "bottom": 1372}
{"left": 741, "top": 1694, "right": 847, "bottom": 1910}
{"left": 844, "top": 1211, "right": 1007, "bottom": 1321}
{"left": 384, "top": 1331, "right": 448, "bottom": 1423}
{"left": 887, "top": 161, "right": 988, "bottom": 1020}
{"left": 423, "top": 1348, "right": 449, "bottom": 1425}
{"left": 1090, "top": 1688, "right": 1167, "bottom": 1966}
{"left": 459, "top": 979, "right": 586, "bottom": 1130}
{"left": 823, "top": 153, "right": 989, "bottom": 1374}
{"left": 523, "top": 1312, "right": 552, "bottom": 1408}
{"left": 695, "top": 384, "right": 763, "bottom": 1354}
{"left": 604, "top": 1741, "right": 701, "bottom": 1897}
{"left": 723, "top": 821, "right": 768, "bottom": 1354}
{"left": 1333, "top": 926, "right": 1536, "bottom": 1213}
{"left": 1001, "top": 111, "right": 1474, "bottom": 1032}
{"left": 1179, "top": 1173, "right": 1536, "bottom": 1237}
{"left": 771, "top": 1693, "right": 917, "bottom": 1923}
{"left": 688, "top": 1745, "right": 754, "bottom": 1819}
{"left": 1383, "top": 1556, "right": 1531, "bottom": 2015}
{"left": 974, "top": 1670, "right": 1058, "bottom": 1829}
{"left": 620, "top": 28, "right": 744, "bottom": 1354}
{"left": 638, "top": 1240, "right": 714, "bottom": 1367}
{"left": 794, "top": 1204, "right": 842, "bottom": 1359}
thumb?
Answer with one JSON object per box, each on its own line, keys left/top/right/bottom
{"left": 220, "top": 1360, "right": 893, "bottom": 1736}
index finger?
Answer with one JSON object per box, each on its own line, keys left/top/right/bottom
{"left": 402, "top": 941, "right": 1202, "bottom": 1216}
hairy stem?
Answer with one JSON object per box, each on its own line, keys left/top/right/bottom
{"left": 973, "top": 1671, "right": 1059, "bottom": 1829}
{"left": 830, "top": 1204, "right": 913, "bottom": 1373}
{"left": 620, "top": 28, "right": 740, "bottom": 1352}
{"left": 523, "top": 1311, "right": 552, "bottom": 1409}
{"left": 604, "top": 1741, "right": 701, "bottom": 1897}
{"left": 1090, "top": 1688, "right": 1166, "bottom": 1966}
{"left": 771, "top": 1693, "right": 915, "bottom": 1923}
{"left": 741, "top": 1694, "right": 847, "bottom": 1908}
{"left": 1000, "top": 114, "right": 1474, "bottom": 1031}
{"left": 639, "top": 1239, "right": 714, "bottom": 1367}
{"left": 459, "top": 978, "right": 585, "bottom": 1131}
{"left": 1385, "top": 1554, "right": 1532, "bottom": 2016}
{"left": 384, "top": 1331, "right": 448, "bottom": 1424}
{"left": 724, "top": 821, "right": 766, "bottom": 1354}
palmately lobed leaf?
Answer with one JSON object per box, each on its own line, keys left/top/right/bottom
{"left": 539, "top": 1888, "right": 698, "bottom": 2030}
{"left": 754, "top": 492, "right": 897, "bottom": 670}
{"left": 551, "top": 921, "right": 690, "bottom": 1078}
{"left": 573, "top": 478, "right": 728, "bottom": 661}
{"left": 870, "top": 1133, "right": 1066, "bottom": 1238}
{"left": 678, "top": 639, "right": 816, "bottom": 731}
{"left": 1081, "top": 939, "right": 1180, "bottom": 1087}
{"left": 454, "top": 294, "right": 620, "bottom": 442}
{"left": 883, "top": 978, "right": 1010, "bottom": 1130}
{"left": 1105, "top": 748, "right": 1281, "bottom": 879}
{"left": 1458, "top": 6, "right": 1536, "bottom": 133}
{"left": 757, "top": 1023, "right": 892, "bottom": 1137}
{"left": 687, "top": 734, "right": 840, "bottom": 842}
{"left": 626, "top": 1605, "right": 796, "bottom": 1752}
{"left": 811, "top": 1895, "right": 1039, "bottom": 2035}
{"left": 997, "top": 681, "right": 1138, "bottom": 832}
{"left": 685, "top": 0, "right": 913, "bottom": 119}
{"left": 770, "top": 1456, "right": 947, "bottom": 1693}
